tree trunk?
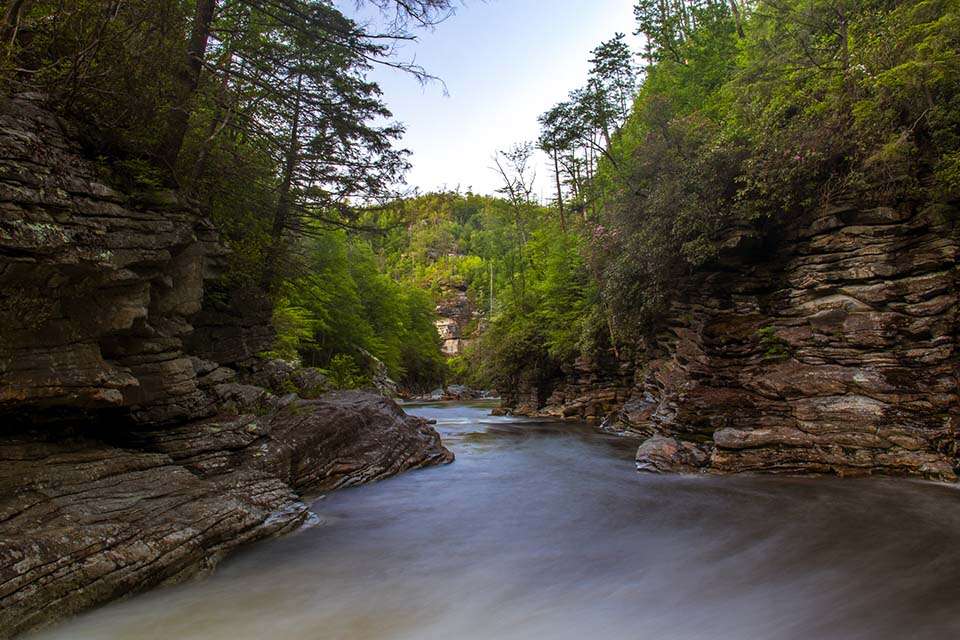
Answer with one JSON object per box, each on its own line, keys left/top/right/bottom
{"left": 155, "top": 0, "right": 217, "bottom": 175}
{"left": 1, "top": 0, "right": 31, "bottom": 48}
{"left": 728, "top": 1, "right": 745, "bottom": 38}
{"left": 552, "top": 151, "right": 566, "bottom": 232}
{"left": 190, "top": 46, "right": 235, "bottom": 188}
{"left": 262, "top": 71, "right": 304, "bottom": 295}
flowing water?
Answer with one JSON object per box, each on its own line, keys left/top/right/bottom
{"left": 35, "top": 402, "right": 960, "bottom": 640}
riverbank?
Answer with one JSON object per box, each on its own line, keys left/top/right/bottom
{"left": 31, "top": 402, "right": 960, "bottom": 640}
{"left": 0, "top": 392, "right": 452, "bottom": 638}
{"left": 0, "top": 392, "right": 453, "bottom": 638}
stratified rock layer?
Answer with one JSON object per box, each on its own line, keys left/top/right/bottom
{"left": 506, "top": 201, "right": 959, "bottom": 481}
{"left": 0, "top": 95, "right": 453, "bottom": 638}
{"left": 0, "top": 93, "right": 225, "bottom": 425}
{"left": 0, "top": 391, "right": 452, "bottom": 638}
{"left": 434, "top": 283, "right": 480, "bottom": 356}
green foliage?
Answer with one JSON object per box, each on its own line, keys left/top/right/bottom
{"left": 272, "top": 228, "right": 446, "bottom": 391}
{"left": 756, "top": 326, "right": 792, "bottom": 361}
{"left": 359, "top": 188, "right": 601, "bottom": 391}
{"left": 3, "top": 1, "right": 187, "bottom": 158}
{"left": 600, "top": 0, "right": 960, "bottom": 332}
{"left": 326, "top": 354, "right": 368, "bottom": 390}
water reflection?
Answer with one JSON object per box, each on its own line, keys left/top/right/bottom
{"left": 34, "top": 401, "right": 960, "bottom": 639}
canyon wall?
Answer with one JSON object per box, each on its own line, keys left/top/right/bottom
{"left": 0, "top": 94, "right": 452, "bottom": 637}
{"left": 506, "top": 200, "right": 959, "bottom": 481}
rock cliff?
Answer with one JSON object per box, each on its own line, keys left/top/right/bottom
{"left": 0, "top": 93, "right": 453, "bottom": 637}
{"left": 0, "top": 93, "right": 234, "bottom": 425}
{"left": 434, "top": 283, "right": 480, "bottom": 357}
{"left": 504, "top": 200, "right": 959, "bottom": 481}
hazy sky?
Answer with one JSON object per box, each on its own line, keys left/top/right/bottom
{"left": 339, "top": 0, "right": 640, "bottom": 197}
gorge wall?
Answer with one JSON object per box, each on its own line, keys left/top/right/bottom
{"left": 0, "top": 94, "right": 453, "bottom": 637}
{"left": 506, "top": 199, "right": 959, "bottom": 481}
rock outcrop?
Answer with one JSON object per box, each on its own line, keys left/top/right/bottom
{"left": 434, "top": 283, "right": 480, "bottom": 356}
{"left": 0, "top": 390, "right": 452, "bottom": 637}
{"left": 0, "top": 94, "right": 453, "bottom": 637}
{"left": 0, "top": 93, "right": 226, "bottom": 425}
{"left": 505, "top": 353, "right": 634, "bottom": 423}
{"left": 503, "top": 200, "right": 959, "bottom": 481}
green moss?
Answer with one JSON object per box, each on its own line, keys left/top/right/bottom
{"left": 756, "top": 326, "right": 792, "bottom": 362}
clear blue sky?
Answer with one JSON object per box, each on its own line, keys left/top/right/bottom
{"left": 338, "top": 0, "right": 640, "bottom": 196}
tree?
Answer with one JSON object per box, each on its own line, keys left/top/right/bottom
{"left": 633, "top": 0, "right": 735, "bottom": 65}
{"left": 155, "top": 0, "right": 455, "bottom": 176}
{"left": 251, "top": 3, "right": 411, "bottom": 292}
{"left": 587, "top": 33, "right": 637, "bottom": 138}
{"left": 537, "top": 34, "right": 638, "bottom": 224}
{"left": 155, "top": 0, "right": 218, "bottom": 173}
{"left": 1, "top": 0, "right": 32, "bottom": 48}
{"left": 493, "top": 143, "right": 538, "bottom": 310}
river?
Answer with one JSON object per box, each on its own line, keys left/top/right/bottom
{"left": 35, "top": 401, "right": 960, "bottom": 639}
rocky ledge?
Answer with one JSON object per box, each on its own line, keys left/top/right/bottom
{"left": 502, "top": 198, "right": 959, "bottom": 481}
{"left": 0, "top": 94, "right": 453, "bottom": 638}
{"left": 0, "top": 389, "right": 452, "bottom": 638}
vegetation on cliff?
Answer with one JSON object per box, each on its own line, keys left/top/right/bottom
{"left": 599, "top": 0, "right": 960, "bottom": 329}
{"left": 2, "top": 0, "right": 956, "bottom": 395}
{"left": 476, "top": 0, "right": 960, "bottom": 395}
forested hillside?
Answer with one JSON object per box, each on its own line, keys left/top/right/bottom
{"left": 260, "top": 0, "right": 960, "bottom": 400}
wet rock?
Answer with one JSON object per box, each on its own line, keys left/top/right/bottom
{"left": 0, "top": 392, "right": 453, "bottom": 638}
{"left": 636, "top": 436, "right": 710, "bottom": 473}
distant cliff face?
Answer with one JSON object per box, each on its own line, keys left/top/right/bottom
{"left": 507, "top": 200, "right": 959, "bottom": 481}
{"left": 434, "top": 283, "right": 480, "bottom": 356}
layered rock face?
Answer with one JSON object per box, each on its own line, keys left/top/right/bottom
{"left": 530, "top": 354, "right": 634, "bottom": 425}
{"left": 0, "top": 93, "right": 225, "bottom": 425}
{"left": 0, "top": 390, "right": 452, "bottom": 637}
{"left": 507, "top": 201, "right": 959, "bottom": 481}
{"left": 0, "top": 94, "right": 453, "bottom": 637}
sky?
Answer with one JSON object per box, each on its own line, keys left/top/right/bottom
{"left": 338, "top": 0, "right": 640, "bottom": 197}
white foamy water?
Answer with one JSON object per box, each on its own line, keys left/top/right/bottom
{"left": 33, "top": 402, "right": 960, "bottom": 639}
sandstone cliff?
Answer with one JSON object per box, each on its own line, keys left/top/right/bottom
{"left": 504, "top": 200, "right": 959, "bottom": 481}
{"left": 0, "top": 94, "right": 453, "bottom": 637}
